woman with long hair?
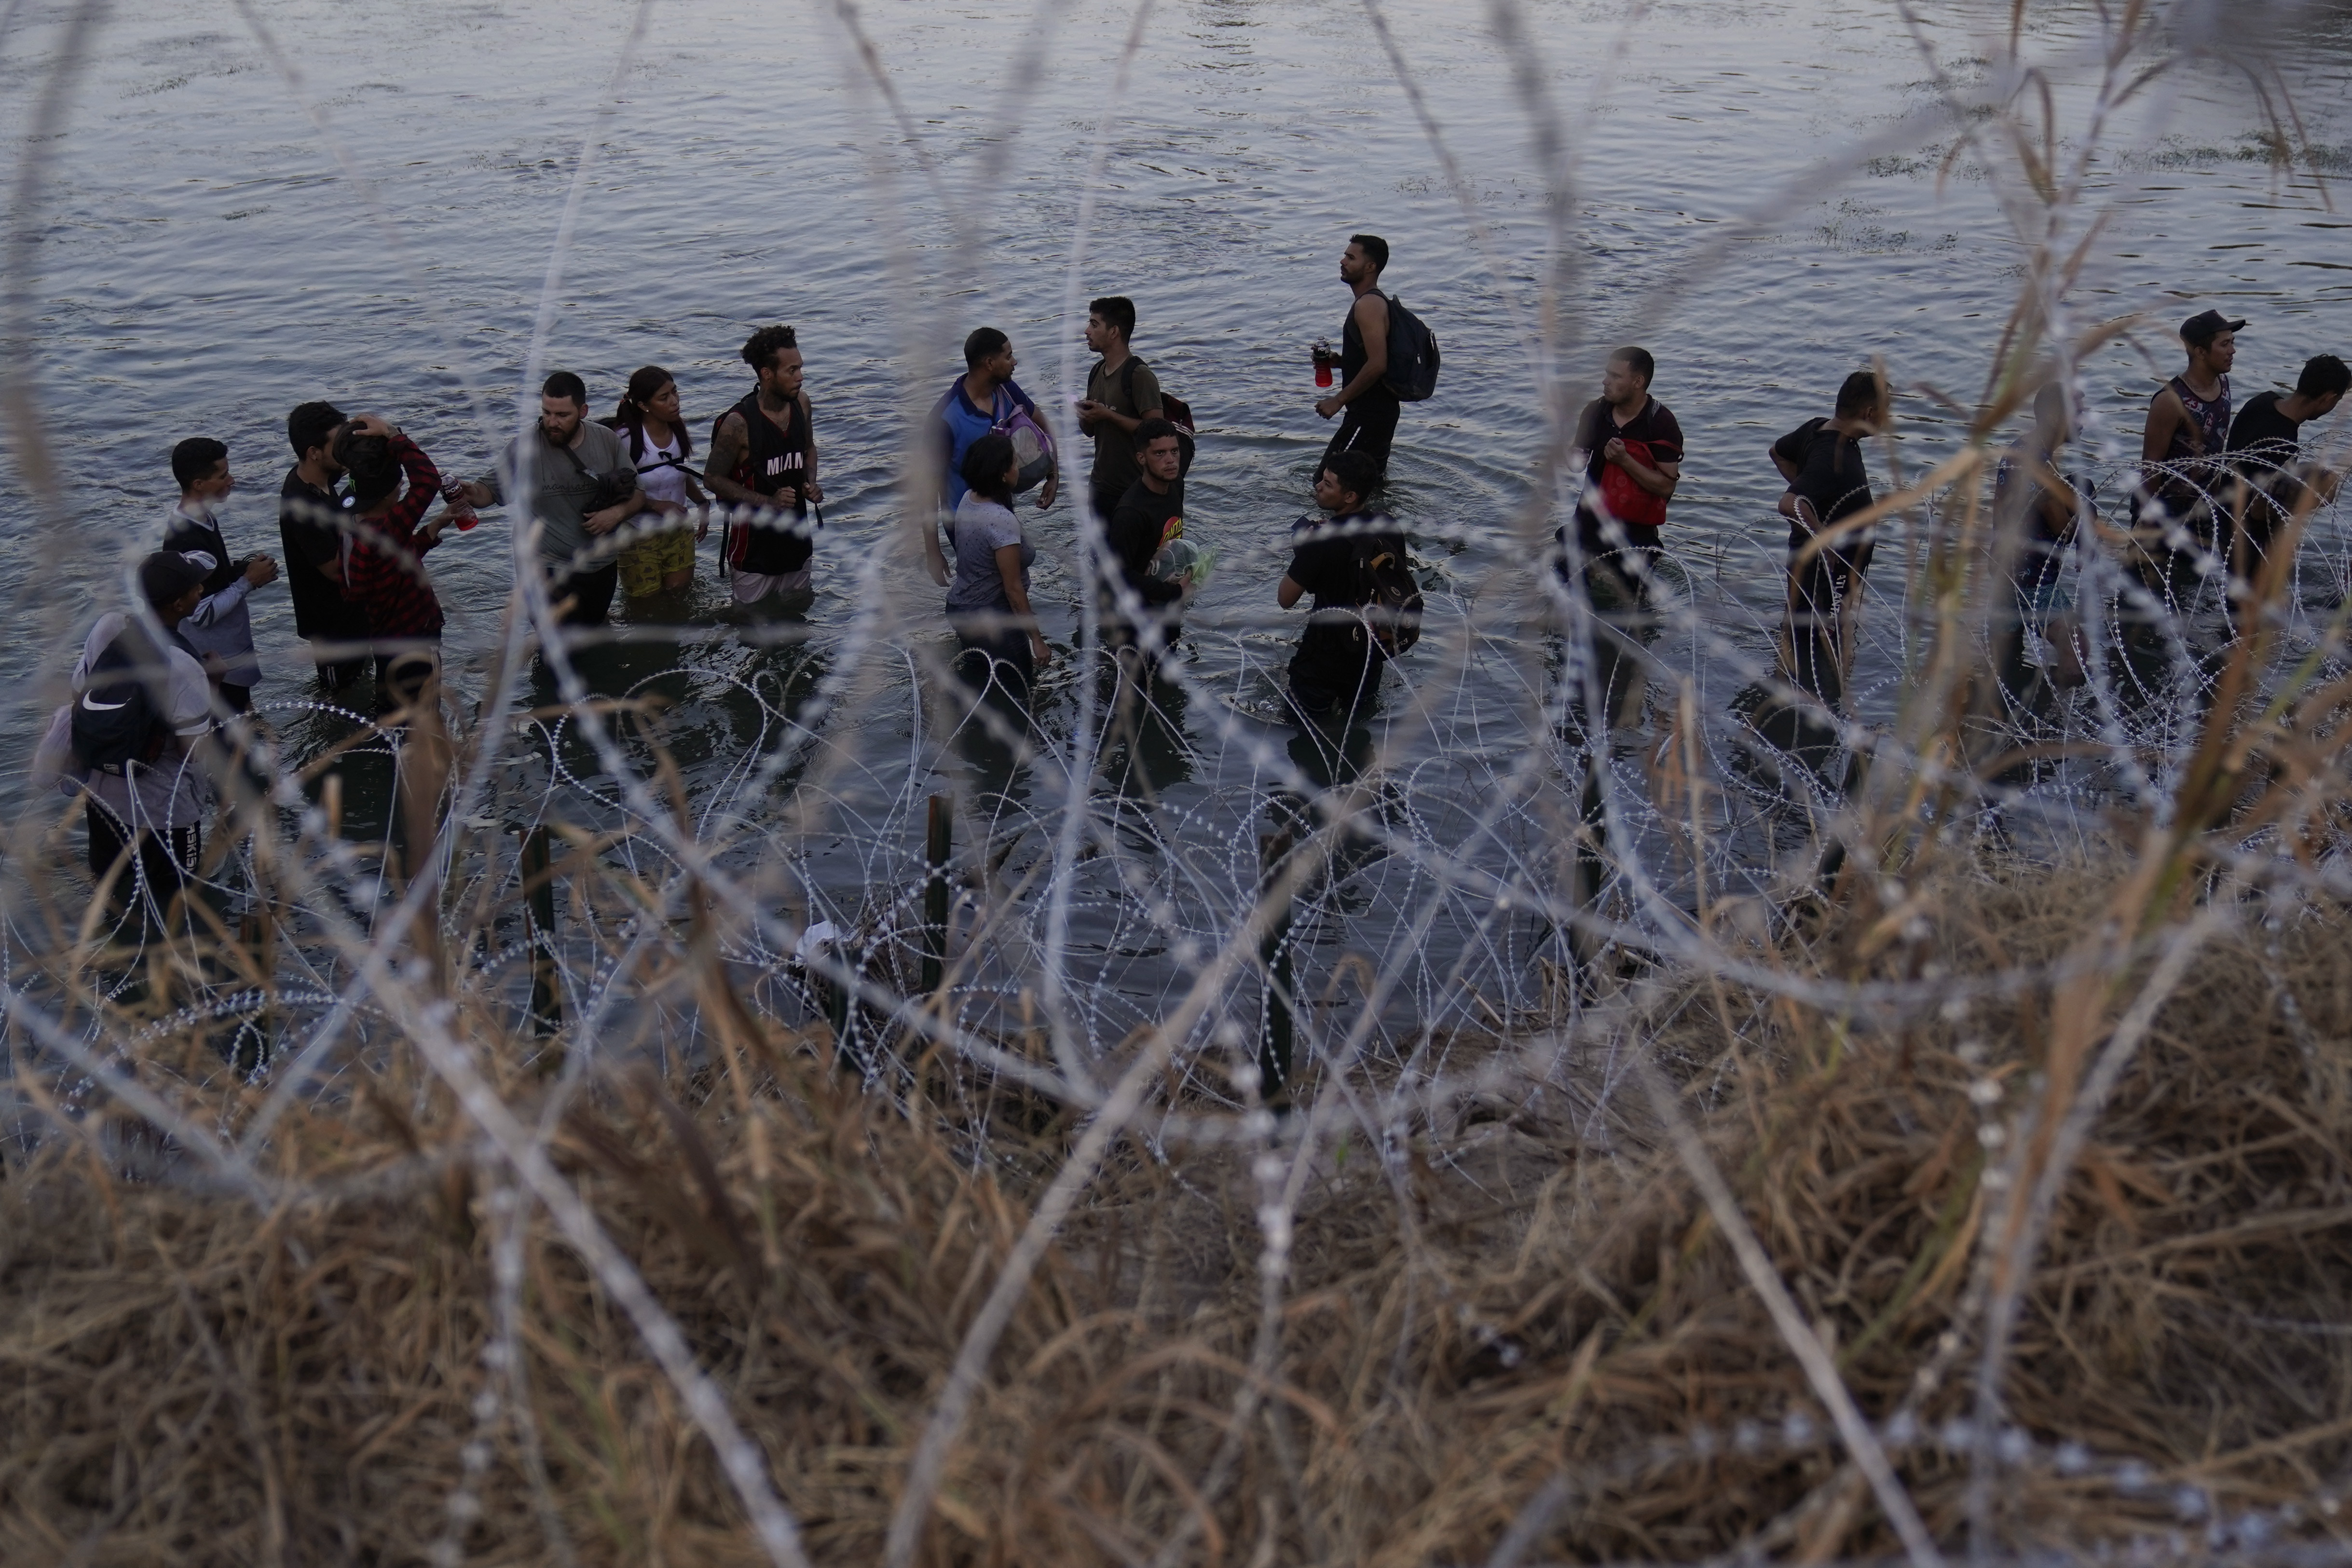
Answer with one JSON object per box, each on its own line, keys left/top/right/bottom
{"left": 609, "top": 365, "right": 707, "bottom": 600}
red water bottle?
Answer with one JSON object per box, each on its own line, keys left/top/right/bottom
{"left": 1313, "top": 339, "right": 1335, "bottom": 389}
{"left": 439, "top": 478, "right": 480, "bottom": 531}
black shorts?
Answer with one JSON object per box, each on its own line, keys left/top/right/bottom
{"left": 1322, "top": 392, "right": 1401, "bottom": 478}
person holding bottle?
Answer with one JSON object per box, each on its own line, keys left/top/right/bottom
{"left": 1312, "top": 234, "right": 1399, "bottom": 482}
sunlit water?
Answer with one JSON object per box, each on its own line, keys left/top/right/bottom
{"left": 3, "top": 0, "right": 2349, "bottom": 1047}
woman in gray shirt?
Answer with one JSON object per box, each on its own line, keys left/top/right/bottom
{"left": 930, "top": 432, "right": 1051, "bottom": 701}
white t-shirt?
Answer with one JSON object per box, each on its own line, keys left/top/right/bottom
{"left": 40, "top": 611, "right": 216, "bottom": 829}
{"left": 633, "top": 427, "right": 693, "bottom": 508}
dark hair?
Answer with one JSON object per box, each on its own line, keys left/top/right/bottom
{"left": 335, "top": 431, "right": 403, "bottom": 513}
{"left": 1320, "top": 450, "right": 1381, "bottom": 509}
{"left": 1835, "top": 369, "right": 1885, "bottom": 417}
{"left": 1349, "top": 233, "right": 1390, "bottom": 274}
{"left": 287, "top": 401, "right": 345, "bottom": 460}
{"left": 960, "top": 432, "right": 1018, "bottom": 506}
{"left": 542, "top": 370, "right": 588, "bottom": 407}
{"left": 1611, "top": 347, "right": 1655, "bottom": 386}
{"left": 963, "top": 327, "right": 1011, "bottom": 371}
{"left": 171, "top": 436, "right": 227, "bottom": 492}
{"left": 1133, "top": 415, "right": 1179, "bottom": 449}
{"left": 2298, "top": 354, "right": 2351, "bottom": 400}
{"left": 1089, "top": 296, "right": 1136, "bottom": 341}
{"left": 741, "top": 325, "right": 799, "bottom": 376}
{"left": 613, "top": 365, "right": 691, "bottom": 464}
{"left": 139, "top": 550, "right": 207, "bottom": 611}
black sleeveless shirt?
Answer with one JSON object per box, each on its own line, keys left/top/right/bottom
{"left": 1340, "top": 296, "right": 1400, "bottom": 412}
{"left": 726, "top": 390, "right": 815, "bottom": 575}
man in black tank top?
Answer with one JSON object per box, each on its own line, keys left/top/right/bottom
{"left": 705, "top": 325, "right": 823, "bottom": 605}
{"left": 1313, "top": 234, "right": 1401, "bottom": 481}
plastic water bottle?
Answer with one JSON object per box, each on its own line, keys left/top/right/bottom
{"left": 1313, "top": 339, "right": 1335, "bottom": 389}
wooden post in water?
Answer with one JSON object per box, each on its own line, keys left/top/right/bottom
{"left": 520, "top": 826, "right": 561, "bottom": 1037}
{"left": 920, "top": 794, "right": 951, "bottom": 998}
{"left": 1258, "top": 832, "right": 1295, "bottom": 1107}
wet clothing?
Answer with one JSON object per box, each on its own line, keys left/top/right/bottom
{"left": 342, "top": 433, "right": 447, "bottom": 643}
{"left": 622, "top": 422, "right": 697, "bottom": 507}
{"left": 944, "top": 495, "right": 1033, "bottom": 614}
{"left": 1773, "top": 418, "right": 1876, "bottom": 542}
{"left": 1085, "top": 355, "right": 1163, "bottom": 517}
{"left": 2228, "top": 391, "right": 2313, "bottom": 570}
{"left": 1993, "top": 452, "right": 2087, "bottom": 620}
{"left": 1106, "top": 478, "right": 1187, "bottom": 612}
{"left": 164, "top": 504, "right": 262, "bottom": 689}
{"left": 721, "top": 392, "right": 816, "bottom": 578}
{"left": 1285, "top": 510, "right": 1405, "bottom": 716}
{"left": 1324, "top": 301, "right": 1401, "bottom": 478}
{"left": 1773, "top": 419, "right": 1878, "bottom": 710}
{"left": 2149, "top": 373, "right": 2232, "bottom": 515}
{"left": 280, "top": 468, "right": 369, "bottom": 684}
{"left": 1571, "top": 396, "right": 1684, "bottom": 557}
{"left": 483, "top": 421, "right": 634, "bottom": 570}
{"left": 2229, "top": 391, "right": 2304, "bottom": 469}
{"left": 935, "top": 375, "right": 1042, "bottom": 512}
{"left": 35, "top": 611, "right": 216, "bottom": 833}
{"left": 614, "top": 421, "right": 697, "bottom": 598}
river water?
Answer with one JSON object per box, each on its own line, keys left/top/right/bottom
{"left": 3, "top": 0, "right": 2349, "bottom": 1055}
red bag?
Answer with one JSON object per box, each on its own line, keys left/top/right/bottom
{"left": 1598, "top": 437, "right": 1668, "bottom": 529}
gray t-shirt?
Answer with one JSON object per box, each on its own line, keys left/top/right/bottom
{"left": 488, "top": 421, "right": 633, "bottom": 567}
{"left": 944, "top": 495, "right": 1033, "bottom": 613}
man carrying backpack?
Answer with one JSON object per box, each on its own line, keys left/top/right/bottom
{"left": 1313, "top": 234, "right": 1404, "bottom": 481}
{"left": 933, "top": 327, "right": 1057, "bottom": 516}
{"left": 1277, "top": 450, "right": 1420, "bottom": 723}
{"left": 704, "top": 325, "right": 825, "bottom": 606}
{"left": 34, "top": 552, "right": 219, "bottom": 923}
{"left": 1075, "top": 296, "right": 1164, "bottom": 524}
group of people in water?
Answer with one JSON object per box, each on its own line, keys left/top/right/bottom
{"left": 36, "top": 214, "right": 2352, "bottom": 923}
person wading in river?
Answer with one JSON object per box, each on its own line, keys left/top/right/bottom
{"left": 1075, "top": 296, "right": 1164, "bottom": 526}
{"left": 2225, "top": 352, "right": 2348, "bottom": 603}
{"left": 609, "top": 365, "right": 706, "bottom": 604}
{"left": 1560, "top": 347, "right": 1683, "bottom": 729}
{"left": 2133, "top": 308, "right": 2242, "bottom": 603}
{"left": 454, "top": 372, "right": 647, "bottom": 631}
{"left": 279, "top": 401, "right": 373, "bottom": 693}
{"left": 1313, "top": 235, "right": 1400, "bottom": 482}
{"left": 164, "top": 437, "right": 279, "bottom": 713}
{"left": 1770, "top": 369, "right": 1887, "bottom": 717}
{"left": 705, "top": 326, "right": 823, "bottom": 607}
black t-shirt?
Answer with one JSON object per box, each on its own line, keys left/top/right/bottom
{"left": 2229, "top": 391, "right": 2302, "bottom": 469}
{"left": 1572, "top": 395, "right": 1685, "bottom": 553}
{"left": 1107, "top": 477, "right": 1185, "bottom": 608}
{"left": 1772, "top": 417, "right": 1875, "bottom": 545}
{"left": 280, "top": 466, "right": 365, "bottom": 642}
{"left": 1285, "top": 510, "right": 1406, "bottom": 693}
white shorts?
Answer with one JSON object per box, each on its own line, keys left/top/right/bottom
{"left": 732, "top": 567, "right": 813, "bottom": 604}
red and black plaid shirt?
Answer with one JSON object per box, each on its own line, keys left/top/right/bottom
{"left": 342, "top": 433, "right": 446, "bottom": 641}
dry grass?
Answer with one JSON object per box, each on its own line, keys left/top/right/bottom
{"left": 8, "top": 860, "right": 2352, "bottom": 1566}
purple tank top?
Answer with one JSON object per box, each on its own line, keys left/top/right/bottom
{"left": 2164, "top": 374, "right": 2232, "bottom": 464}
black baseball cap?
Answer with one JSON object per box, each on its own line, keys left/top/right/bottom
{"left": 138, "top": 550, "right": 208, "bottom": 609}
{"left": 2180, "top": 308, "right": 2246, "bottom": 347}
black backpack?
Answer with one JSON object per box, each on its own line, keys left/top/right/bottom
{"left": 1381, "top": 294, "right": 1441, "bottom": 402}
{"left": 1119, "top": 357, "right": 1197, "bottom": 477}
{"left": 70, "top": 625, "right": 171, "bottom": 774}
{"left": 1352, "top": 532, "right": 1424, "bottom": 659}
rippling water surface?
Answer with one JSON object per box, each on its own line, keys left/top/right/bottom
{"left": 4, "top": 0, "right": 2349, "bottom": 1037}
